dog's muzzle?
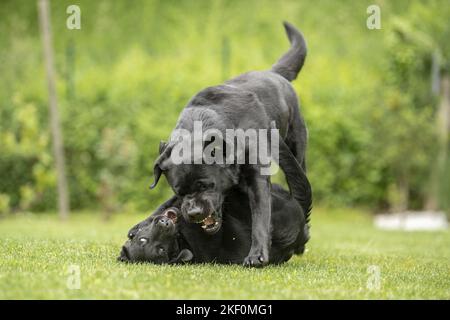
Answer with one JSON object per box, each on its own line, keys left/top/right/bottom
{"left": 182, "top": 198, "right": 222, "bottom": 234}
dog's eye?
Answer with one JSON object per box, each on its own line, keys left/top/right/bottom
{"left": 139, "top": 238, "right": 148, "bottom": 244}
{"left": 158, "top": 247, "right": 165, "bottom": 255}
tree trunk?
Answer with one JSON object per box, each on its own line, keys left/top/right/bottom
{"left": 38, "top": 0, "right": 70, "bottom": 219}
{"left": 425, "top": 74, "right": 450, "bottom": 211}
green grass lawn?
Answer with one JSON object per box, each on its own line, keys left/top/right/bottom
{"left": 0, "top": 208, "right": 449, "bottom": 299}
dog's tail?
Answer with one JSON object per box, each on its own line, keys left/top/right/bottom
{"left": 271, "top": 21, "right": 307, "bottom": 82}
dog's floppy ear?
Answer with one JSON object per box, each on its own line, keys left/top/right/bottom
{"left": 150, "top": 164, "right": 163, "bottom": 189}
{"left": 163, "top": 207, "right": 181, "bottom": 222}
{"left": 159, "top": 140, "right": 167, "bottom": 154}
{"left": 170, "top": 249, "right": 193, "bottom": 264}
{"left": 150, "top": 141, "right": 173, "bottom": 189}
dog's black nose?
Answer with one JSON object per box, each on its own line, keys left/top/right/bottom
{"left": 158, "top": 216, "right": 171, "bottom": 227}
{"left": 183, "top": 199, "right": 205, "bottom": 222}
{"left": 186, "top": 198, "right": 196, "bottom": 209}
{"left": 186, "top": 207, "right": 204, "bottom": 221}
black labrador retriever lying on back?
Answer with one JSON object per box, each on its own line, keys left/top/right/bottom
{"left": 119, "top": 184, "right": 310, "bottom": 265}
{"left": 148, "top": 22, "right": 310, "bottom": 267}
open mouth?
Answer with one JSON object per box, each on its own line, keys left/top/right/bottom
{"left": 197, "top": 212, "right": 222, "bottom": 234}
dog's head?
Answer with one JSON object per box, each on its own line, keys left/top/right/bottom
{"left": 118, "top": 208, "right": 193, "bottom": 264}
{"left": 150, "top": 141, "right": 239, "bottom": 234}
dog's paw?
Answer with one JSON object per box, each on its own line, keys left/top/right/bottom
{"left": 243, "top": 253, "right": 268, "bottom": 268}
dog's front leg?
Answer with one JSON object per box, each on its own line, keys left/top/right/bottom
{"left": 243, "top": 172, "right": 271, "bottom": 268}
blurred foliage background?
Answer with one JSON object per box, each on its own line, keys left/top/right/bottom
{"left": 0, "top": 0, "right": 449, "bottom": 217}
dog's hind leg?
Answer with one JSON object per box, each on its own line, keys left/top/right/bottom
{"left": 286, "top": 101, "right": 308, "bottom": 172}
{"left": 277, "top": 137, "right": 312, "bottom": 254}
{"left": 278, "top": 138, "right": 312, "bottom": 217}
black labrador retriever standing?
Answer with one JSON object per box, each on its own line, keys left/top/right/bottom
{"left": 148, "top": 22, "right": 309, "bottom": 267}
{"left": 119, "top": 184, "right": 311, "bottom": 265}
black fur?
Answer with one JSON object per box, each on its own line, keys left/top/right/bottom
{"left": 119, "top": 184, "right": 309, "bottom": 265}
{"left": 148, "top": 22, "right": 309, "bottom": 267}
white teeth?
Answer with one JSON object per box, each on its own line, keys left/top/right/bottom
{"left": 201, "top": 221, "right": 219, "bottom": 230}
{"left": 201, "top": 214, "right": 214, "bottom": 224}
